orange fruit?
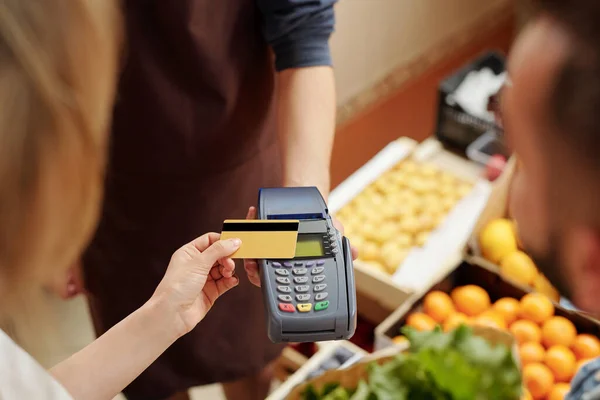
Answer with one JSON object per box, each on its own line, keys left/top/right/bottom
{"left": 519, "top": 293, "right": 555, "bottom": 324}
{"left": 547, "top": 383, "right": 570, "bottom": 400}
{"left": 493, "top": 297, "right": 520, "bottom": 325}
{"left": 510, "top": 320, "right": 542, "bottom": 344}
{"left": 406, "top": 312, "right": 437, "bottom": 331}
{"left": 572, "top": 334, "right": 600, "bottom": 360}
{"left": 523, "top": 362, "right": 554, "bottom": 399}
{"left": 443, "top": 312, "right": 470, "bottom": 332}
{"left": 473, "top": 310, "right": 507, "bottom": 330}
{"left": 500, "top": 251, "right": 539, "bottom": 286}
{"left": 423, "top": 291, "right": 455, "bottom": 323}
{"left": 542, "top": 317, "right": 577, "bottom": 348}
{"left": 450, "top": 285, "right": 491, "bottom": 317}
{"left": 519, "top": 342, "right": 545, "bottom": 366}
{"left": 545, "top": 345, "right": 576, "bottom": 382}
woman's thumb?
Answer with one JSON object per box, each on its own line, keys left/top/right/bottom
{"left": 198, "top": 239, "right": 241, "bottom": 268}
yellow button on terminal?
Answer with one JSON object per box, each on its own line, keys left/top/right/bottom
{"left": 297, "top": 303, "right": 312, "bottom": 312}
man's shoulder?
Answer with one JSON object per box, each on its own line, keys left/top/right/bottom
{"left": 568, "top": 358, "right": 600, "bottom": 399}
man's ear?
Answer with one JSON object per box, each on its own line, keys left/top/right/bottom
{"left": 565, "top": 227, "right": 600, "bottom": 315}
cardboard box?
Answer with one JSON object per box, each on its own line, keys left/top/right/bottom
{"left": 374, "top": 260, "right": 600, "bottom": 352}
{"left": 284, "top": 324, "right": 515, "bottom": 400}
{"left": 328, "top": 137, "right": 492, "bottom": 308}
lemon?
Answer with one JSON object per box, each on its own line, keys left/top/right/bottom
{"left": 500, "top": 250, "right": 538, "bottom": 286}
{"left": 479, "top": 218, "right": 518, "bottom": 263}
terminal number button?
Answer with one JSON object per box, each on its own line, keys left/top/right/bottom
{"left": 295, "top": 285, "right": 310, "bottom": 293}
{"left": 277, "top": 286, "right": 291, "bottom": 293}
{"left": 279, "top": 303, "right": 295, "bottom": 313}
{"left": 276, "top": 277, "right": 290, "bottom": 285}
{"left": 311, "top": 267, "right": 325, "bottom": 275}
{"left": 294, "top": 277, "right": 308, "bottom": 284}
{"left": 315, "top": 292, "right": 328, "bottom": 301}
{"left": 274, "top": 269, "right": 289, "bottom": 276}
{"left": 314, "top": 284, "right": 327, "bottom": 292}
{"left": 278, "top": 295, "right": 292, "bottom": 302}
{"left": 312, "top": 275, "right": 325, "bottom": 283}
{"left": 292, "top": 268, "right": 307, "bottom": 276}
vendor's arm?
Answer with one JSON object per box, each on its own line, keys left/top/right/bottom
{"left": 50, "top": 235, "right": 241, "bottom": 400}
{"left": 258, "top": 0, "right": 337, "bottom": 200}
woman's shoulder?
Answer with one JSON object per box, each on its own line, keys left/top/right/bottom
{"left": 0, "top": 329, "right": 73, "bottom": 399}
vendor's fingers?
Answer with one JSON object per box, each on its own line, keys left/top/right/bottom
{"left": 351, "top": 245, "right": 359, "bottom": 260}
{"left": 246, "top": 206, "right": 256, "bottom": 220}
{"left": 244, "top": 260, "right": 261, "bottom": 287}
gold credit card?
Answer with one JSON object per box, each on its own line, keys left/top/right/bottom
{"left": 220, "top": 220, "right": 299, "bottom": 259}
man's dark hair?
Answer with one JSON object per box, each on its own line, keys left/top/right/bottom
{"left": 536, "top": 0, "right": 600, "bottom": 168}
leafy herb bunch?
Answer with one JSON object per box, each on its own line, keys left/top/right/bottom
{"left": 301, "top": 325, "right": 522, "bottom": 400}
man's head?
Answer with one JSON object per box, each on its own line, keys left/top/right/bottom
{"left": 506, "top": 1, "right": 600, "bottom": 314}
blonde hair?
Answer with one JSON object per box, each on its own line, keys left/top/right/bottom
{"left": 0, "top": 0, "right": 122, "bottom": 302}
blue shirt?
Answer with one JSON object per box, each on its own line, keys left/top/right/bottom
{"left": 568, "top": 358, "right": 600, "bottom": 400}
{"left": 258, "top": 0, "right": 337, "bottom": 71}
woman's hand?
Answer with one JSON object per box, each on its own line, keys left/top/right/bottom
{"left": 151, "top": 233, "right": 241, "bottom": 336}
{"left": 243, "top": 207, "right": 358, "bottom": 287}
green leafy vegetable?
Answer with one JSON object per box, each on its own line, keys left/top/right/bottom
{"left": 299, "top": 324, "right": 521, "bottom": 400}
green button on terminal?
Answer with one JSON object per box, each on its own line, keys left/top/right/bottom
{"left": 315, "top": 301, "right": 329, "bottom": 311}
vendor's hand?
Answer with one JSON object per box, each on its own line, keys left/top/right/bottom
{"left": 243, "top": 207, "right": 359, "bottom": 288}
{"left": 331, "top": 216, "right": 359, "bottom": 260}
{"left": 152, "top": 233, "right": 241, "bottom": 335}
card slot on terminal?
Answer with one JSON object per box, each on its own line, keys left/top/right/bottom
{"left": 220, "top": 219, "right": 299, "bottom": 259}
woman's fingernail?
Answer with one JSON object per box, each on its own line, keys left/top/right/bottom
{"left": 231, "top": 238, "right": 241, "bottom": 246}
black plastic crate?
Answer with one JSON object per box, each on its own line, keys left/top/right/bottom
{"left": 434, "top": 50, "right": 506, "bottom": 154}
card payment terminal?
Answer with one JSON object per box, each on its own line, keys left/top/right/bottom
{"left": 257, "top": 187, "right": 357, "bottom": 343}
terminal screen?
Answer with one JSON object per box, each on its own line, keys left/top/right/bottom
{"left": 295, "top": 234, "right": 324, "bottom": 257}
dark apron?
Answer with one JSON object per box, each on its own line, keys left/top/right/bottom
{"left": 82, "top": 1, "right": 284, "bottom": 399}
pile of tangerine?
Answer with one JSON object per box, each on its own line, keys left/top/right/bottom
{"left": 394, "top": 285, "right": 600, "bottom": 400}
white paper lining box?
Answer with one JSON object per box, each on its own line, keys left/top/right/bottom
{"left": 329, "top": 137, "right": 492, "bottom": 312}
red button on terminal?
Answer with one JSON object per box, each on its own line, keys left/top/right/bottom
{"left": 279, "top": 303, "right": 295, "bottom": 313}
